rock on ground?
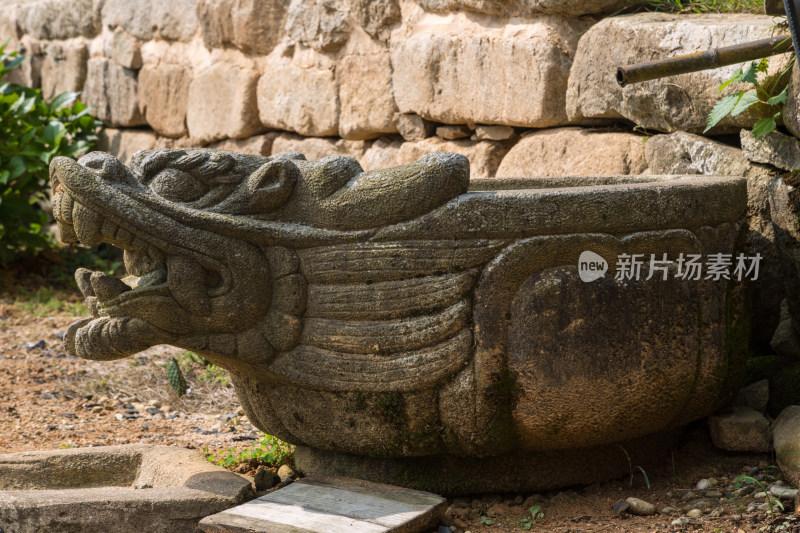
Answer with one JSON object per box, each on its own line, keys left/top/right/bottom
{"left": 773, "top": 405, "right": 800, "bottom": 487}
{"left": 567, "top": 13, "right": 791, "bottom": 133}
{"left": 708, "top": 406, "right": 772, "bottom": 453}
{"left": 496, "top": 127, "right": 647, "bottom": 176}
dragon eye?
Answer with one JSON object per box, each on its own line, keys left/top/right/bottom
{"left": 149, "top": 169, "right": 208, "bottom": 202}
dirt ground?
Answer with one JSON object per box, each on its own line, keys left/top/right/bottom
{"left": 1, "top": 273, "right": 798, "bottom": 533}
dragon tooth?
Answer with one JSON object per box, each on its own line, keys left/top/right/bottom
{"left": 90, "top": 271, "right": 132, "bottom": 301}
{"left": 72, "top": 203, "right": 103, "bottom": 245}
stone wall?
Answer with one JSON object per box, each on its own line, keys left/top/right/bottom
{"left": 3, "top": 0, "right": 800, "bottom": 348}
{"left": 0, "top": 0, "right": 790, "bottom": 175}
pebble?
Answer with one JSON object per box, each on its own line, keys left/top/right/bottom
{"left": 748, "top": 466, "right": 760, "bottom": 476}
{"left": 680, "top": 490, "right": 697, "bottom": 501}
{"left": 733, "top": 485, "right": 754, "bottom": 498}
{"left": 671, "top": 517, "right": 690, "bottom": 527}
{"left": 703, "top": 489, "right": 722, "bottom": 498}
{"left": 114, "top": 413, "right": 124, "bottom": 421}
{"left": 686, "top": 508, "right": 703, "bottom": 517}
{"left": 770, "top": 486, "right": 798, "bottom": 500}
{"left": 660, "top": 506, "right": 678, "bottom": 515}
{"left": 625, "top": 497, "right": 656, "bottom": 516}
{"left": 754, "top": 491, "right": 767, "bottom": 499}
{"left": 277, "top": 464, "right": 296, "bottom": 480}
{"left": 91, "top": 405, "right": 103, "bottom": 413}
{"left": 253, "top": 466, "right": 280, "bottom": 491}
{"left": 696, "top": 479, "right": 711, "bottom": 490}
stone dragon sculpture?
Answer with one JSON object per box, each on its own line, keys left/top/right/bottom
{"left": 51, "top": 149, "right": 748, "bottom": 492}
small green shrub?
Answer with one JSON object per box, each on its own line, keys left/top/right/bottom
{"left": 0, "top": 40, "right": 100, "bottom": 265}
{"left": 706, "top": 55, "right": 795, "bottom": 137}
{"left": 205, "top": 433, "right": 294, "bottom": 468}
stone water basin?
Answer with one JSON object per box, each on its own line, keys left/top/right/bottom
{"left": 0, "top": 444, "right": 253, "bottom": 533}
{"left": 50, "top": 150, "right": 750, "bottom": 493}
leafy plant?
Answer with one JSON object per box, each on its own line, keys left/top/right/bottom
{"left": 0, "top": 40, "right": 100, "bottom": 265}
{"left": 205, "top": 433, "right": 294, "bottom": 468}
{"left": 480, "top": 515, "right": 494, "bottom": 526}
{"left": 705, "top": 55, "right": 795, "bottom": 137}
{"left": 734, "top": 474, "right": 785, "bottom": 519}
{"left": 507, "top": 505, "right": 544, "bottom": 530}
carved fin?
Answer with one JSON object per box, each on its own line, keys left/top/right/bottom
{"left": 302, "top": 298, "right": 471, "bottom": 354}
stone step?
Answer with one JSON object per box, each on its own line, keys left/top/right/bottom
{"left": 199, "top": 475, "right": 446, "bottom": 533}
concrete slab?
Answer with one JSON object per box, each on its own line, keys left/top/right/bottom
{"left": 0, "top": 444, "right": 254, "bottom": 533}
{"left": 199, "top": 475, "right": 446, "bottom": 533}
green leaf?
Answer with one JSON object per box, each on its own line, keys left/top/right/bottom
{"left": 48, "top": 91, "right": 79, "bottom": 112}
{"left": 767, "top": 86, "right": 788, "bottom": 106}
{"left": 730, "top": 89, "right": 759, "bottom": 116}
{"left": 752, "top": 116, "right": 778, "bottom": 139}
{"left": 42, "top": 121, "right": 67, "bottom": 147}
{"left": 4, "top": 56, "right": 24, "bottom": 71}
{"left": 718, "top": 66, "right": 743, "bottom": 92}
{"left": 740, "top": 61, "right": 760, "bottom": 86}
{"left": 704, "top": 93, "right": 739, "bottom": 133}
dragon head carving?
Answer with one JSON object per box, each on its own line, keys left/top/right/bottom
{"left": 49, "top": 149, "right": 469, "bottom": 367}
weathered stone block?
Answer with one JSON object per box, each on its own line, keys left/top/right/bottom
{"left": 496, "top": 127, "right": 647, "bottom": 176}
{"left": 258, "top": 46, "right": 339, "bottom": 137}
{"left": 271, "top": 133, "right": 366, "bottom": 160}
{"left": 567, "top": 13, "right": 790, "bottom": 133}
{"left": 15, "top": 0, "right": 101, "bottom": 40}
{"left": 783, "top": 62, "right": 800, "bottom": 139}
{"left": 348, "top": 0, "right": 400, "bottom": 40}
{"left": 196, "top": 0, "right": 289, "bottom": 56}
{"left": 187, "top": 62, "right": 263, "bottom": 143}
{"left": 391, "top": 13, "right": 591, "bottom": 128}
{"left": 708, "top": 406, "right": 772, "bottom": 453}
{"left": 102, "top": 0, "right": 197, "bottom": 41}
{"left": 361, "top": 136, "right": 507, "bottom": 177}
{"left": 0, "top": 444, "right": 252, "bottom": 533}
{"left": 83, "top": 58, "right": 145, "bottom": 127}
{"left": 396, "top": 113, "right": 435, "bottom": 141}
{"left": 40, "top": 40, "right": 88, "bottom": 102}
{"left": 741, "top": 130, "right": 800, "bottom": 171}
{"left": 771, "top": 299, "right": 800, "bottom": 359}
{"left": 111, "top": 28, "right": 142, "bottom": 70}
{"left": 414, "top": 0, "right": 629, "bottom": 17}
{"left": 211, "top": 133, "right": 279, "bottom": 156}
{"left": 286, "top": 0, "right": 350, "bottom": 52}
{"left": 138, "top": 63, "right": 192, "bottom": 138}
{"left": 337, "top": 39, "right": 398, "bottom": 140}
{"left": 96, "top": 128, "right": 158, "bottom": 164}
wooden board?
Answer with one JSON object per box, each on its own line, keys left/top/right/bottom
{"left": 199, "top": 475, "right": 446, "bottom": 533}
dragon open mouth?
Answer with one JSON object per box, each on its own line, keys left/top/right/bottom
{"left": 50, "top": 153, "right": 231, "bottom": 360}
